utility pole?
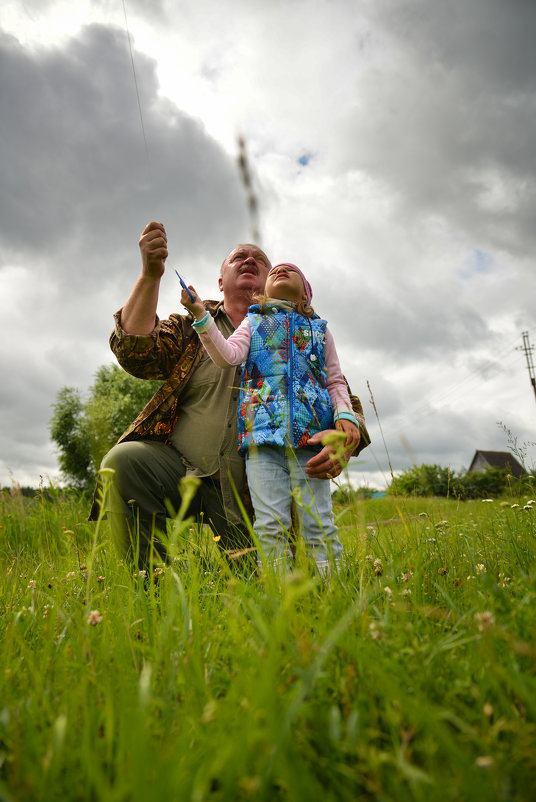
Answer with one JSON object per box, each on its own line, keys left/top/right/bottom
{"left": 517, "top": 331, "right": 536, "bottom": 403}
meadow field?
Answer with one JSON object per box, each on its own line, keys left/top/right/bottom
{"left": 0, "top": 480, "right": 535, "bottom": 801}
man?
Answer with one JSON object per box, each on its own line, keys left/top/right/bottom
{"left": 91, "top": 221, "right": 369, "bottom": 568}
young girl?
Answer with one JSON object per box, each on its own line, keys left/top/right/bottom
{"left": 181, "top": 263, "right": 359, "bottom": 573}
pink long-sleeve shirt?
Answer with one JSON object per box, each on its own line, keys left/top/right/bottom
{"left": 195, "top": 312, "right": 355, "bottom": 420}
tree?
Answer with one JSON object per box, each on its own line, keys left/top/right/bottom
{"left": 49, "top": 387, "right": 94, "bottom": 491}
{"left": 50, "top": 365, "right": 161, "bottom": 490}
{"left": 85, "top": 365, "right": 162, "bottom": 471}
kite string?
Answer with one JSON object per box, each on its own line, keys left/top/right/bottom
{"left": 121, "top": 0, "right": 153, "bottom": 192}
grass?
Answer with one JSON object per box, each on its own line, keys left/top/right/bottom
{"left": 1, "top": 482, "right": 535, "bottom": 801}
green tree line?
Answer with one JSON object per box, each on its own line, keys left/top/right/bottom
{"left": 333, "top": 462, "right": 533, "bottom": 504}
{"left": 387, "top": 462, "right": 520, "bottom": 498}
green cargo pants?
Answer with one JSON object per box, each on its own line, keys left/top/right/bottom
{"left": 99, "top": 440, "right": 248, "bottom": 569}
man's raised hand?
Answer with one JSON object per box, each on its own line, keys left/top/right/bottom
{"left": 139, "top": 221, "right": 168, "bottom": 279}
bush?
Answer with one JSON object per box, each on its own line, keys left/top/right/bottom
{"left": 455, "top": 467, "right": 511, "bottom": 499}
{"left": 388, "top": 464, "right": 454, "bottom": 497}
{"left": 388, "top": 463, "right": 516, "bottom": 499}
{"left": 332, "top": 484, "right": 380, "bottom": 504}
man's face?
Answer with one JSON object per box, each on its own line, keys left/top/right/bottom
{"left": 219, "top": 244, "right": 271, "bottom": 295}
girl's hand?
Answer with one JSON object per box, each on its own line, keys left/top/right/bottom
{"left": 180, "top": 286, "right": 205, "bottom": 320}
{"left": 305, "top": 421, "right": 360, "bottom": 480}
{"left": 335, "top": 419, "right": 360, "bottom": 450}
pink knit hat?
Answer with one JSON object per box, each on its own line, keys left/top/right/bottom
{"left": 269, "top": 263, "right": 313, "bottom": 304}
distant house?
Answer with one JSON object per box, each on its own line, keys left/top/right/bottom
{"left": 467, "top": 450, "right": 526, "bottom": 478}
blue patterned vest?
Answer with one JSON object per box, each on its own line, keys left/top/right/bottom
{"left": 238, "top": 304, "right": 334, "bottom": 453}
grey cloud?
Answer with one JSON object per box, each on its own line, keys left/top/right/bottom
{"left": 92, "top": 0, "right": 167, "bottom": 17}
{"left": 329, "top": 1, "right": 536, "bottom": 258}
{"left": 333, "top": 280, "right": 490, "bottom": 362}
{"left": 380, "top": 0, "right": 536, "bottom": 91}
{"left": 0, "top": 301, "right": 118, "bottom": 485}
{"left": 0, "top": 24, "right": 249, "bottom": 284}
{"left": 14, "top": 0, "right": 57, "bottom": 15}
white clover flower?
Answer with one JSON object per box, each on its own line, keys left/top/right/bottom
{"left": 87, "top": 610, "right": 103, "bottom": 626}
{"left": 475, "top": 611, "right": 495, "bottom": 632}
{"left": 27, "top": 579, "right": 37, "bottom": 589}
{"left": 476, "top": 563, "right": 486, "bottom": 575}
{"left": 369, "top": 621, "right": 383, "bottom": 641}
{"left": 383, "top": 586, "right": 393, "bottom": 597}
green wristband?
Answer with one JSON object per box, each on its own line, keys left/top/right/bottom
{"left": 192, "top": 312, "right": 210, "bottom": 329}
{"left": 334, "top": 412, "right": 359, "bottom": 428}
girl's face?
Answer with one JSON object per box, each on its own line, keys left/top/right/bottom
{"left": 265, "top": 264, "right": 307, "bottom": 303}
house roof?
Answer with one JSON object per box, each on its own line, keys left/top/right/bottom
{"left": 467, "top": 450, "right": 526, "bottom": 478}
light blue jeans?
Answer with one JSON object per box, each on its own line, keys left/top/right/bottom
{"left": 245, "top": 445, "right": 343, "bottom": 571}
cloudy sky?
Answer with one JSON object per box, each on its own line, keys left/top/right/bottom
{"left": 1, "top": 0, "right": 535, "bottom": 490}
